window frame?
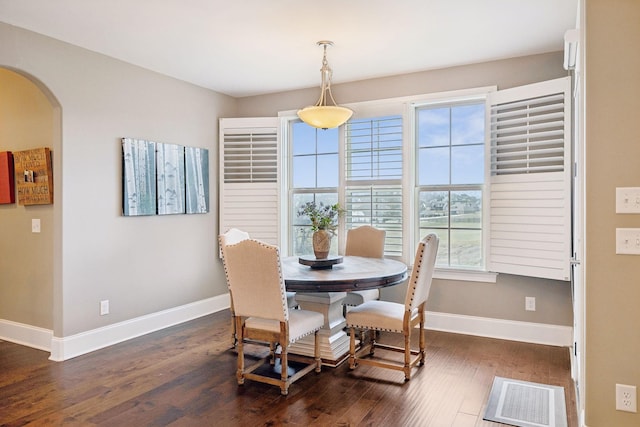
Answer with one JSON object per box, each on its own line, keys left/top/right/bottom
{"left": 414, "top": 98, "right": 488, "bottom": 272}
{"left": 280, "top": 86, "right": 498, "bottom": 281}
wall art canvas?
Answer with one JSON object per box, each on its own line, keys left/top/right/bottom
{"left": 0, "top": 151, "right": 15, "bottom": 204}
{"left": 157, "top": 143, "right": 185, "bottom": 215}
{"left": 122, "top": 138, "right": 157, "bottom": 216}
{"left": 185, "top": 146, "right": 209, "bottom": 214}
{"left": 13, "top": 147, "right": 53, "bottom": 205}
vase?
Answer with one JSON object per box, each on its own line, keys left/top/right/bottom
{"left": 312, "top": 230, "right": 332, "bottom": 259}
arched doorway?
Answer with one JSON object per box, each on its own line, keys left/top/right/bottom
{"left": 0, "top": 67, "right": 62, "bottom": 353}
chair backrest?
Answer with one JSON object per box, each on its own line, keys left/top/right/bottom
{"left": 219, "top": 228, "right": 251, "bottom": 292}
{"left": 345, "top": 225, "right": 386, "bottom": 258}
{"left": 219, "top": 228, "right": 250, "bottom": 248}
{"left": 404, "top": 234, "right": 439, "bottom": 312}
{"left": 221, "top": 239, "right": 289, "bottom": 322}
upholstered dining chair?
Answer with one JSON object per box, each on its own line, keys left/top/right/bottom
{"left": 219, "top": 228, "right": 297, "bottom": 347}
{"left": 346, "top": 233, "right": 439, "bottom": 381}
{"left": 219, "top": 228, "right": 250, "bottom": 347}
{"left": 220, "top": 238, "right": 324, "bottom": 395}
{"left": 343, "top": 225, "right": 386, "bottom": 310}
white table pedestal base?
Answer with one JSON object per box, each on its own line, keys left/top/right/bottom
{"left": 288, "top": 291, "right": 350, "bottom": 367}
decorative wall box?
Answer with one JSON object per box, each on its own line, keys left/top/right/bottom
{"left": 13, "top": 147, "right": 54, "bottom": 205}
{"left": 0, "top": 151, "right": 15, "bottom": 204}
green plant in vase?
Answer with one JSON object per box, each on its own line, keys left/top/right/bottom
{"left": 297, "top": 201, "right": 344, "bottom": 258}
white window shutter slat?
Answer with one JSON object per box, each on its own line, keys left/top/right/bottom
{"left": 219, "top": 118, "right": 280, "bottom": 247}
{"left": 488, "top": 78, "right": 571, "bottom": 281}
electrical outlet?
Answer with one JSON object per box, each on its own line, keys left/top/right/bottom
{"left": 525, "top": 296, "right": 536, "bottom": 311}
{"left": 100, "top": 300, "right": 109, "bottom": 316}
{"left": 616, "top": 384, "right": 637, "bottom": 413}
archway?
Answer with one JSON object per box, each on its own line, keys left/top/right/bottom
{"left": 0, "top": 67, "right": 62, "bottom": 352}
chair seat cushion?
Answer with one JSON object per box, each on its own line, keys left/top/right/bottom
{"left": 246, "top": 309, "right": 324, "bottom": 343}
{"left": 286, "top": 291, "right": 298, "bottom": 308}
{"left": 346, "top": 300, "right": 418, "bottom": 333}
{"left": 343, "top": 289, "right": 379, "bottom": 306}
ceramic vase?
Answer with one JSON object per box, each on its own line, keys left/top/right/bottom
{"left": 312, "top": 229, "right": 331, "bottom": 259}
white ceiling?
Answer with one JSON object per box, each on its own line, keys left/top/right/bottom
{"left": 0, "top": 0, "right": 578, "bottom": 98}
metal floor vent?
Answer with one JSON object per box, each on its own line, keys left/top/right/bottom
{"left": 483, "top": 377, "right": 567, "bottom": 427}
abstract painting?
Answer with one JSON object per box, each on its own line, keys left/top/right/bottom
{"left": 122, "top": 138, "right": 156, "bottom": 216}
{"left": 185, "top": 146, "right": 209, "bottom": 214}
{"left": 157, "top": 143, "right": 185, "bottom": 215}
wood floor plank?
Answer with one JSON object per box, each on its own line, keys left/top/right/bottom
{"left": 0, "top": 311, "right": 578, "bottom": 426}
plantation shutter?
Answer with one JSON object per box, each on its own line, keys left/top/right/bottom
{"left": 487, "top": 77, "right": 572, "bottom": 281}
{"left": 219, "top": 117, "right": 280, "bottom": 246}
{"left": 345, "top": 116, "right": 403, "bottom": 257}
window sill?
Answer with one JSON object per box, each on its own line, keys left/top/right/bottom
{"left": 433, "top": 269, "right": 497, "bottom": 283}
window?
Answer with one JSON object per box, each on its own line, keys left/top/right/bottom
{"left": 416, "top": 102, "right": 485, "bottom": 269}
{"left": 345, "top": 116, "right": 403, "bottom": 257}
{"left": 289, "top": 122, "right": 339, "bottom": 256}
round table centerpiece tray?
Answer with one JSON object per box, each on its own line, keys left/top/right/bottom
{"left": 298, "top": 255, "right": 344, "bottom": 269}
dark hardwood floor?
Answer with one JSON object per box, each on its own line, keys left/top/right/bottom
{"left": 0, "top": 310, "right": 577, "bottom": 426}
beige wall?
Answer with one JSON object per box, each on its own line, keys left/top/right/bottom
{"left": 0, "top": 68, "right": 55, "bottom": 329}
{"left": 585, "top": 1, "right": 640, "bottom": 426}
{"left": 0, "top": 22, "right": 237, "bottom": 337}
{"left": 237, "top": 52, "right": 566, "bottom": 116}
{"left": 238, "top": 52, "right": 574, "bottom": 327}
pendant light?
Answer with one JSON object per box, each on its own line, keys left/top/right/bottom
{"left": 297, "top": 41, "right": 353, "bottom": 129}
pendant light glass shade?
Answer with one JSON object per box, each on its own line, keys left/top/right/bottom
{"left": 297, "top": 41, "right": 353, "bottom": 129}
{"left": 297, "top": 105, "right": 353, "bottom": 130}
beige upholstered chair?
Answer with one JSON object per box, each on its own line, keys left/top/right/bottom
{"left": 219, "top": 228, "right": 251, "bottom": 347}
{"left": 220, "top": 228, "right": 297, "bottom": 347}
{"left": 346, "top": 233, "right": 439, "bottom": 381}
{"left": 220, "top": 238, "right": 324, "bottom": 395}
{"left": 343, "top": 226, "right": 386, "bottom": 309}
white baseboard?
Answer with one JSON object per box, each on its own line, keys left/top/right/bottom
{"left": 425, "top": 311, "right": 573, "bottom": 347}
{"left": 49, "top": 294, "right": 230, "bottom": 361}
{"left": 0, "top": 319, "right": 53, "bottom": 351}
{"left": 3, "top": 295, "right": 571, "bottom": 361}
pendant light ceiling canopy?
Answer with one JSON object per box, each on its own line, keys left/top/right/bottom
{"left": 297, "top": 41, "right": 353, "bottom": 130}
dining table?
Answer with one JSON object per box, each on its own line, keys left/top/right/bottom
{"left": 281, "top": 255, "right": 408, "bottom": 366}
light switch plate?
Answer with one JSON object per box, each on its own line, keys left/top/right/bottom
{"left": 31, "top": 219, "right": 41, "bottom": 233}
{"left": 616, "top": 228, "right": 640, "bottom": 255}
{"left": 616, "top": 187, "right": 640, "bottom": 213}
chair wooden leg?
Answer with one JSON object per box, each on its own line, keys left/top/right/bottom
{"left": 403, "top": 332, "right": 411, "bottom": 381}
{"left": 230, "top": 312, "right": 237, "bottom": 348}
{"left": 235, "top": 317, "right": 245, "bottom": 385}
{"left": 269, "top": 342, "right": 276, "bottom": 365}
{"left": 419, "top": 315, "right": 426, "bottom": 366}
{"left": 349, "top": 327, "right": 357, "bottom": 369}
{"left": 280, "top": 342, "right": 289, "bottom": 395}
{"left": 230, "top": 300, "right": 237, "bottom": 348}
{"left": 314, "top": 330, "right": 321, "bottom": 373}
{"left": 369, "top": 330, "right": 376, "bottom": 356}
